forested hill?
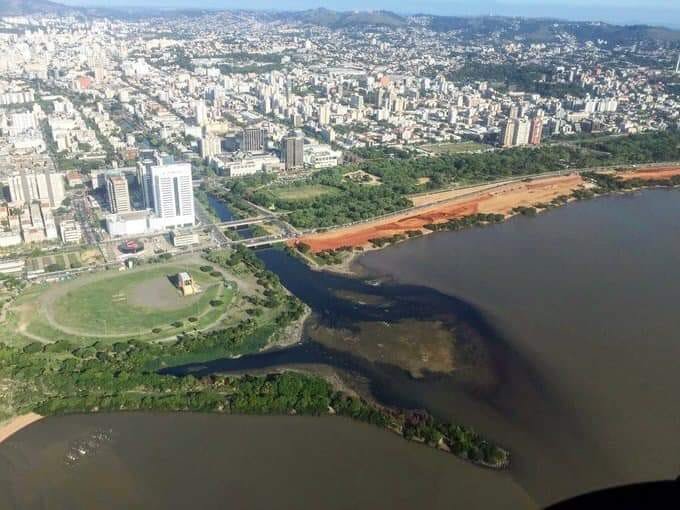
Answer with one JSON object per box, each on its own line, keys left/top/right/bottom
{"left": 271, "top": 8, "right": 407, "bottom": 29}
{"left": 423, "top": 16, "right": 680, "bottom": 45}
{"left": 264, "top": 10, "right": 680, "bottom": 45}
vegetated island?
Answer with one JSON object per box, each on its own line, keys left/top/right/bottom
{"left": 0, "top": 244, "right": 509, "bottom": 469}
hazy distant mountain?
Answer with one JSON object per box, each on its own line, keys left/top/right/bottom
{"left": 425, "top": 15, "right": 680, "bottom": 44}
{"left": 0, "top": 0, "right": 73, "bottom": 16}
{"left": 275, "top": 8, "right": 407, "bottom": 29}
{"left": 0, "top": 0, "right": 211, "bottom": 18}
{"left": 1, "top": 2, "right": 678, "bottom": 45}
{"left": 263, "top": 9, "right": 680, "bottom": 44}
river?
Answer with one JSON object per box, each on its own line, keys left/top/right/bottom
{"left": 0, "top": 413, "right": 530, "bottom": 509}
{"left": 2, "top": 189, "right": 680, "bottom": 508}
{"left": 206, "top": 193, "right": 255, "bottom": 238}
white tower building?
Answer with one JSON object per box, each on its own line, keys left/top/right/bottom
{"left": 150, "top": 163, "right": 195, "bottom": 228}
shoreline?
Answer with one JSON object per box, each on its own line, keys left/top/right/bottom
{"left": 302, "top": 178, "right": 680, "bottom": 277}
{"left": 0, "top": 413, "right": 43, "bottom": 444}
{"left": 295, "top": 165, "right": 680, "bottom": 259}
{"left": 263, "top": 306, "right": 312, "bottom": 350}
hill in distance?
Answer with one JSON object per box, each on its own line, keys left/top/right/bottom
{"left": 275, "top": 8, "right": 406, "bottom": 29}
{"left": 1, "top": 2, "right": 678, "bottom": 45}
{"left": 0, "top": 0, "right": 72, "bottom": 16}
{"left": 424, "top": 15, "right": 680, "bottom": 44}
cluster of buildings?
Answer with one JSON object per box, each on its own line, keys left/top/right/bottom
{"left": 0, "top": 10, "right": 678, "bottom": 254}
{"left": 104, "top": 156, "right": 195, "bottom": 238}
{"left": 501, "top": 110, "right": 544, "bottom": 148}
{"left": 5, "top": 11, "right": 674, "bottom": 186}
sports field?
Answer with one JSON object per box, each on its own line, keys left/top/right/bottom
{"left": 7, "top": 261, "right": 237, "bottom": 344}
{"left": 269, "top": 184, "right": 339, "bottom": 201}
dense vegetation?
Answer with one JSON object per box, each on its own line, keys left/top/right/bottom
{"left": 0, "top": 340, "right": 508, "bottom": 468}
{"left": 230, "top": 130, "right": 680, "bottom": 229}
{"left": 447, "top": 63, "right": 594, "bottom": 96}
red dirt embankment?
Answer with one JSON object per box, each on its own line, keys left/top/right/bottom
{"left": 617, "top": 165, "right": 680, "bottom": 181}
{"left": 298, "top": 173, "right": 586, "bottom": 252}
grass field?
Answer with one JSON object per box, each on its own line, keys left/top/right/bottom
{"left": 3, "top": 261, "right": 242, "bottom": 345}
{"left": 50, "top": 265, "right": 224, "bottom": 336}
{"left": 269, "top": 184, "right": 339, "bottom": 201}
{"left": 421, "top": 141, "right": 489, "bottom": 155}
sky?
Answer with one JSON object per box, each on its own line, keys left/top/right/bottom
{"left": 57, "top": 0, "right": 680, "bottom": 28}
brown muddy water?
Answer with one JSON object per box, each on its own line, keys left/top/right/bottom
{"left": 359, "top": 189, "right": 680, "bottom": 504}
{"left": 0, "top": 413, "right": 531, "bottom": 509}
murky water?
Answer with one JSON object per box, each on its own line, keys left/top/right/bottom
{"left": 359, "top": 189, "right": 680, "bottom": 503}
{"left": 0, "top": 413, "right": 532, "bottom": 509}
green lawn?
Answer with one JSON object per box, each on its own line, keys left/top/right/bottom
{"left": 49, "top": 265, "right": 227, "bottom": 336}
{"left": 421, "top": 142, "right": 489, "bottom": 155}
{"left": 269, "top": 184, "right": 339, "bottom": 201}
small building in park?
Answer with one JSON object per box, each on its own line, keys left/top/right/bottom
{"left": 176, "top": 272, "right": 198, "bottom": 296}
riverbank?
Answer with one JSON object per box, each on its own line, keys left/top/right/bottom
{"left": 297, "top": 172, "right": 589, "bottom": 253}
{"left": 292, "top": 166, "right": 680, "bottom": 273}
{"left": 0, "top": 413, "right": 43, "bottom": 444}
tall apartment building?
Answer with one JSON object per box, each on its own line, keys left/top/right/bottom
{"left": 318, "top": 103, "right": 331, "bottom": 126}
{"left": 106, "top": 175, "right": 131, "bottom": 213}
{"left": 529, "top": 116, "right": 544, "bottom": 145}
{"left": 194, "top": 99, "right": 207, "bottom": 126}
{"left": 241, "top": 127, "right": 265, "bottom": 152}
{"left": 8, "top": 169, "right": 65, "bottom": 208}
{"left": 501, "top": 118, "right": 517, "bottom": 148}
{"left": 513, "top": 118, "right": 531, "bottom": 146}
{"left": 150, "top": 163, "right": 195, "bottom": 228}
{"left": 448, "top": 106, "right": 458, "bottom": 125}
{"left": 282, "top": 132, "right": 304, "bottom": 171}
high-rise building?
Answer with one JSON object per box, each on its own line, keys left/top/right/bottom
{"left": 448, "top": 106, "right": 458, "bottom": 125}
{"left": 501, "top": 118, "right": 517, "bottom": 148}
{"left": 136, "top": 150, "right": 163, "bottom": 210}
{"left": 241, "top": 127, "right": 265, "bottom": 152}
{"left": 137, "top": 162, "right": 154, "bottom": 210}
{"left": 375, "top": 88, "right": 384, "bottom": 107}
{"left": 199, "top": 134, "right": 221, "bottom": 158}
{"left": 318, "top": 103, "right": 331, "bottom": 126}
{"left": 529, "top": 116, "right": 544, "bottom": 146}
{"left": 282, "top": 132, "right": 304, "bottom": 171}
{"left": 150, "top": 163, "right": 195, "bottom": 228}
{"left": 513, "top": 118, "right": 531, "bottom": 146}
{"left": 107, "top": 175, "right": 131, "bottom": 213}
{"left": 194, "top": 99, "right": 207, "bottom": 126}
{"left": 350, "top": 94, "right": 364, "bottom": 108}
{"left": 8, "top": 169, "right": 65, "bottom": 208}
